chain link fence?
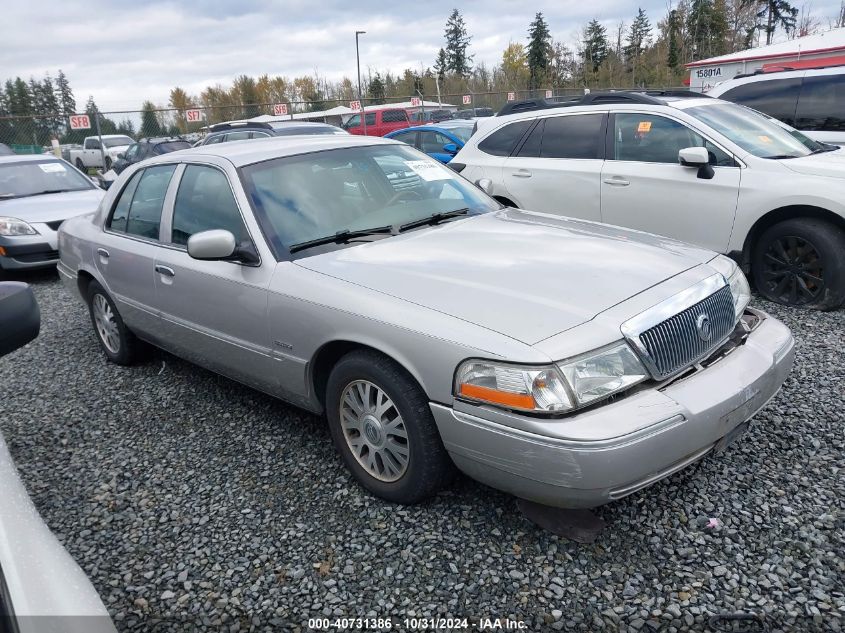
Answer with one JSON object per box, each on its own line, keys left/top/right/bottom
{"left": 0, "top": 87, "right": 687, "bottom": 156}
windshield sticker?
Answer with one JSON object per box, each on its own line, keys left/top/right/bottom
{"left": 403, "top": 160, "right": 451, "bottom": 181}
{"left": 39, "top": 162, "right": 66, "bottom": 173}
{"left": 757, "top": 135, "right": 773, "bottom": 144}
{"left": 637, "top": 121, "right": 652, "bottom": 133}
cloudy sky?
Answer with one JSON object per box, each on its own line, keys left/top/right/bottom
{"left": 3, "top": 0, "right": 842, "bottom": 112}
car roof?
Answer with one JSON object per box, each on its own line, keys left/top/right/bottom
{"left": 0, "top": 153, "right": 61, "bottom": 164}
{"left": 150, "top": 135, "right": 400, "bottom": 168}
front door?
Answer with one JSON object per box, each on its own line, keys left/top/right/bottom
{"left": 153, "top": 163, "right": 277, "bottom": 393}
{"left": 501, "top": 112, "right": 606, "bottom": 221}
{"left": 95, "top": 164, "right": 177, "bottom": 339}
{"left": 600, "top": 112, "right": 741, "bottom": 253}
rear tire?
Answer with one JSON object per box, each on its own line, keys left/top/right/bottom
{"left": 104, "top": 157, "right": 112, "bottom": 171}
{"left": 751, "top": 218, "right": 845, "bottom": 310}
{"left": 325, "top": 350, "right": 455, "bottom": 504}
{"left": 86, "top": 280, "right": 139, "bottom": 364}
{"left": 75, "top": 158, "right": 86, "bottom": 172}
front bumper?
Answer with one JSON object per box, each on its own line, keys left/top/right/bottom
{"left": 0, "top": 226, "right": 60, "bottom": 271}
{"left": 431, "top": 310, "right": 795, "bottom": 508}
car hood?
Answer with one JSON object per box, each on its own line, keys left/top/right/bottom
{"left": 295, "top": 209, "right": 716, "bottom": 345}
{"left": 0, "top": 188, "right": 104, "bottom": 223}
{"left": 780, "top": 149, "right": 845, "bottom": 179}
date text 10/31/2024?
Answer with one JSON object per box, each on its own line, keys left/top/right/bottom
{"left": 307, "top": 617, "right": 529, "bottom": 630}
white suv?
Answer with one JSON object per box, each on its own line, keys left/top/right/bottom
{"left": 706, "top": 66, "right": 845, "bottom": 146}
{"left": 452, "top": 92, "right": 845, "bottom": 309}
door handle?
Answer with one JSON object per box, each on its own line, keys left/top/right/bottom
{"left": 154, "top": 264, "right": 175, "bottom": 278}
{"left": 97, "top": 248, "right": 109, "bottom": 259}
{"left": 511, "top": 169, "right": 532, "bottom": 178}
{"left": 602, "top": 177, "right": 630, "bottom": 186}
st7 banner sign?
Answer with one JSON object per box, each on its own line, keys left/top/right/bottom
{"left": 69, "top": 114, "right": 90, "bottom": 130}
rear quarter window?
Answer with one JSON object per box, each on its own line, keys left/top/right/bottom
{"left": 477, "top": 120, "right": 532, "bottom": 157}
{"left": 720, "top": 77, "right": 801, "bottom": 125}
{"left": 795, "top": 74, "right": 845, "bottom": 132}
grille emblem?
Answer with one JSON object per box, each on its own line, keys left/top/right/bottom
{"left": 696, "top": 313, "right": 712, "bottom": 341}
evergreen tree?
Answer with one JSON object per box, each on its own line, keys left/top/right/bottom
{"left": 667, "top": 10, "right": 682, "bottom": 69}
{"left": 367, "top": 73, "right": 386, "bottom": 104}
{"left": 117, "top": 118, "right": 136, "bottom": 137}
{"left": 527, "top": 12, "right": 552, "bottom": 90}
{"left": 687, "top": 0, "right": 729, "bottom": 60}
{"left": 55, "top": 70, "right": 76, "bottom": 116}
{"left": 140, "top": 101, "right": 163, "bottom": 137}
{"left": 624, "top": 9, "right": 652, "bottom": 83}
{"left": 582, "top": 19, "right": 609, "bottom": 74}
{"left": 444, "top": 9, "right": 473, "bottom": 76}
{"left": 434, "top": 48, "right": 448, "bottom": 83}
{"left": 743, "top": 0, "right": 798, "bottom": 44}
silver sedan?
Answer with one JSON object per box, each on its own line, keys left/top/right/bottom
{"left": 57, "top": 136, "right": 794, "bottom": 509}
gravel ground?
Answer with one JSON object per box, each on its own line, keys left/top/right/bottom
{"left": 1, "top": 271, "right": 843, "bottom": 633}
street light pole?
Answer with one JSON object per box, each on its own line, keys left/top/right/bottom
{"left": 356, "top": 30, "right": 367, "bottom": 135}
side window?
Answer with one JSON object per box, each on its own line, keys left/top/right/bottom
{"left": 391, "top": 131, "right": 417, "bottom": 146}
{"left": 613, "top": 114, "right": 733, "bottom": 166}
{"left": 516, "top": 120, "right": 544, "bottom": 157}
{"left": 171, "top": 165, "right": 247, "bottom": 246}
{"left": 250, "top": 131, "right": 271, "bottom": 139}
{"left": 478, "top": 120, "right": 532, "bottom": 157}
{"left": 721, "top": 78, "right": 801, "bottom": 125}
{"left": 540, "top": 114, "right": 604, "bottom": 159}
{"left": 107, "top": 170, "right": 143, "bottom": 232}
{"left": 204, "top": 134, "right": 224, "bottom": 145}
{"left": 124, "top": 144, "right": 140, "bottom": 161}
{"left": 365, "top": 113, "right": 376, "bottom": 126}
{"left": 85, "top": 138, "right": 101, "bottom": 150}
{"left": 226, "top": 131, "right": 252, "bottom": 141}
{"left": 382, "top": 110, "right": 407, "bottom": 123}
{"left": 420, "top": 131, "right": 452, "bottom": 154}
{"left": 795, "top": 74, "right": 845, "bottom": 131}
{"left": 345, "top": 114, "right": 361, "bottom": 128}
{"left": 125, "top": 165, "right": 176, "bottom": 239}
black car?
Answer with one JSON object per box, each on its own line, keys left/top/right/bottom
{"left": 453, "top": 107, "right": 494, "bottom": 119}
{"left": 111, "top": 137, "right": 192, "bottom": 175}
{"left": 196, "top": 120, "right": 347, "bottom": 146}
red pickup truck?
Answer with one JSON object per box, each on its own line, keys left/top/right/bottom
{"left": 343, "top": 108, "right": 412, "bottom": 136}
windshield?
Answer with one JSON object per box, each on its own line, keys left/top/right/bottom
{"left": 687, "top": 103, "right": 815, "bottom": 158}
{"left": 156, "top": 141, "right": 192, "bottom": 153}
{"left": 102, "top": 136, "right": 133, "bottom": 148}
{"left": 442, "top": 125, "right": 473, "bottom": 142}
{"left": 240, "top": 144, "right": 499, "bottom": 256}
{"left": 0, "top": 159, "right": 95, "bottom": 198}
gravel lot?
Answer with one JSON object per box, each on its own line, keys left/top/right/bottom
{"left": 1, "top": 271, "right": 843, "bottom": 632}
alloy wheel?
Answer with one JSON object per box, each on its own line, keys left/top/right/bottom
{"left": 761, "top": 235, "right": 824, "bottom": 306}
{"left": 92, "top": 294, "right": 121, "bottom": 354}
{"left": 339, "top": 380, "right": 409, "bottom": 482}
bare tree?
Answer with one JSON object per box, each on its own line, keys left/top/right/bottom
{"left": 792, "top": 1, "right": 821, "bottom": 36}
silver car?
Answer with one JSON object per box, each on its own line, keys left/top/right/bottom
{"left": 57, "top": 136, "right": 795, "bottom": 509}
{"left": 0, "top": 155, "right": 104, "bottom": 276}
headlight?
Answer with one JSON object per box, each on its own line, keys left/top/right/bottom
{"left": 0, "top": 217, "right": 38, "bottom": 236}
{"left": 709, "top": 255, "right": 751, "bottom": 318}
{"left": 455, "top": 342, "right": 648, "bottom": 414}
{"left": 557, "top": 342, "right": 649, "bottom": 407}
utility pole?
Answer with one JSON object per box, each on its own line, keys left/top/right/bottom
{"left": 94, "top": 105, "right": 107, "bottom": 173}
{"left": 356, "top": 30, "right": 367, "bottom": 135}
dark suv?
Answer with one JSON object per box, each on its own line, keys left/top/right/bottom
{"left": 112, "top": 137, "right": 192, "bottom": 175}
{"left": 197, "top": 121, "right": 347, "bottom": 146}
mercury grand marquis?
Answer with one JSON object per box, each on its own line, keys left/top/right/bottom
{"left": 57, "top": 136, "right": 795, "bottom": 508}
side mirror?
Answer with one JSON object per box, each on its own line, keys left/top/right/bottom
{"left": 117, "top": 153, "right": 126, "bottom": 160}
{"left": 187, "top": 229, "right": 236, "bottom": 260}
{"left": 443, "top": 143, "right": 459, "bottom": 155}
{"left": 0, "top": 282, "right": 40, "bottom": 358}
{"left": 679, "top": 146, "right": 715, "bottom": 180}
{"left": 475, "top": 178, "right": 493, "bottom": 194}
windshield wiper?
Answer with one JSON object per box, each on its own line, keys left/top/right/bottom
{"left": 0, "top": 193, "right": 16, "bottom": 199}
{"left": 762, "top": 154, "right": 799, "bottom": 160}
{"left": 399, "top": 208, "right": 469, "bottom": 232}
{"left": 288, "top": 225, "right": 395, "bottom": 253}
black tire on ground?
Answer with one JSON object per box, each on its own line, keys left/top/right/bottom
{"left": 86, "top": 280, "right": 140, "bottom": 365}
{"left": 75, "top": 158, "right": 86, "bottom": 172}
{"left": 325, "top": 349, "right": 455, "bottom": 504}
{"left": 105, "top": 157, "right": 112, "bottom": 171}
{"left": 752, "top": 218, "right": 845, "bottom": 310}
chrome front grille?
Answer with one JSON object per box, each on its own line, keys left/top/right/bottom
{"left": 639, "top": 286, "right": 735, "bottom": 379}
{"left": 621, "top": 276, "right": 736, "bottom": 381}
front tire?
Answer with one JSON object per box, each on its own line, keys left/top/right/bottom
{"left": 752, "top": 219, "right": 845, "bottom": 310}
{"left": 75, "top": 158, "right": 86, "bottom": 172}
{"left": 325, "top": 350, "right": 455, "bottom": 504}
{"left": 104, "top": 157, "right": 112, "bottom": 171}
{"left": 86, "top": 280, "right": 139, "bottom": 364}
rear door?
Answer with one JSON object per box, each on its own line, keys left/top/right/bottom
{"left": 95, "top": 164, "right": 178, "bottom": 338}
{"left": 460, "top": 119, "right": 533, "bottom": 193}
{"left": 153, "top": 162, "right": 278, "bottom": 392}
{"left": 599, "top": 112, "right": 741, "bottom": 252}
{"left": 501, "top": 112, "right": 606, "bottom": 221}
